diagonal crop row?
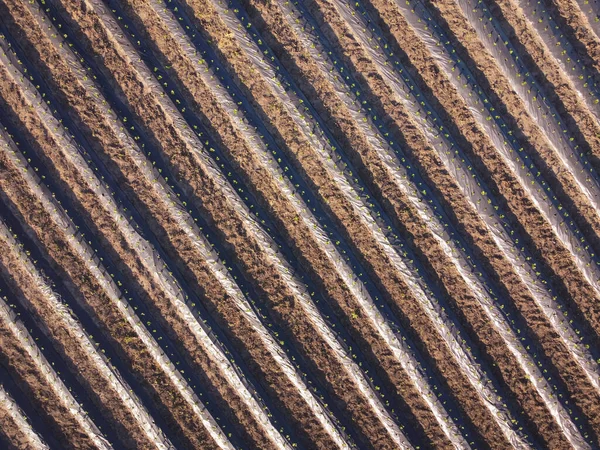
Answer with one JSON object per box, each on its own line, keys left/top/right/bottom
{"left": 39, "top": 0, "right": 416, "bottom": 447}
{"left": 1, "top": 0, "right": 598, "bottom": 446}
{"left": 301, "top": 0, "right": 594, "bottom": 446}
{"left": 113, "top": 0, "right": 490, "bottom": 447}
{"left": 0, "top": 87, "right": 235, "bottom": 449}
{"left": 0, "top": 279, "right": 111, "bottom": 450}
{"left": 163, "top": 0, "right": 556, "bottom": 446}
{"left": 0, "top": 271, "right": 115, "bottom": 449}
{"left": 240, "top": 0, "right": 600, "bottom": 444}
{"left": 0, "top": 214, "right": 176, "bottom": 450}
{"left": 398, "top": 0, "right": 600, "bottom": 335}
{"left": 359, "top": 0, "right": 600, "bottom": 439}
{"left": 0, "top": 16, "right": 299, "bottom": 450}
{"left": 516, "top": 0, "right": 600, "bottom": 120}
{"left": 0, "top": 382, "right": 50, "bottom": 449}
{"left": 423, "top": 0, "right": 600, "bottom": 375}
{"left": 461, "top": 0, "right": 600, "bottom": 223}
{"left": 6, "top": 1, "right": 355, "bottom": 447}
{"left": 241, "top": 0, "right": 547, "bottom": 445}
{"left": 453, "top": 0, "right": 600, "bottom": 297}
{"left": 349, "top": 0, "right": 600, "bottom": 411}
{"left": 572, "top": 0, "right": 600, "bottom": 40}
{"left": 256, "top": 0, "right": 600, "bottom": 442}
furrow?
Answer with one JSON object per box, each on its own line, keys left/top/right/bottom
{"left": 438, "top": 0, "right": 600, "bottom": 242}
{"left": 125, "top": 0, "right": 476, "bottom": 447}
{"left": 166, "top": 0, "right": 559, "bottom": 446}
{"left": 0, "top": 217, "right": 175, "bottom": 450}
{"left": 0, "top": 104, "right": 234, "bottom": 449}
{"left": 517, "top": 0, "right": 600, "bottom": 121}
{"left": 426, "top": 0, "right": 600, "bottom": 399}
{"left": 0, "top": 286, "right": 111, "bottom": 450}
{"left": 260, "top": 0, "right": 600, "bottom": 442}
{"left": 0, "top": 0, "right": 593, "bottom": 446}
{"left": 453, "top": 0, "right": 600, "bottom": 287}
{"left": 552, "top": 0, "right": 600, "bottom": 74}
{"left": 356, "top": 0, "right": 600, "bottom": 403}
{"left": 442, "top": 0, "right": 600, "bottom": 335}
{"left": 0, "top": 12, "right": 292, "bottom": 450}
{"left": 12, "top": 1, "right": 353, "bottom": 447}
{"left": 571, "top": 0, "right": 600, "bottom": 39}
{"left": 235, "top": 0, "right": 599, "bottom": 444}
{"left": 462, "top": 0, "right": 600, "bottom": 224}
{"left": 0, "top": 383, "right": 50, "bottom": 449}
{"left": 242, "top": 0, "right": 546, "bottom": 446}
{"left": 307, "top": 0, "right": 591, "bottom": 447}
{"left": 48, "top": 0, "right": 414, "bottom": 447}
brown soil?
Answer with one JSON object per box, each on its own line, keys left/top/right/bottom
{"left": 352, "top": 0, "right": 600, "bottom": 440}
{"left": 479, "top": 0, "right": 600, "bottom": 252}
{"left": 293, "top": 0, "right": 600, "bottom": 446}
{"left": 46, "top": 0, "right": 403, "bottom": 448}
{"left": 0, "top": 236, "right": 157, "bottom": 449}
{"left": 1, "top": 0, "right": 599, "bottom": 447}
{"left": 117, "top": 0, "right": 453, "bottom": 447}
{"left": 183, "top": 0, "right": 516, "bottom": 447}
{"left": 425, "top": 0, "right": 600, "bottom": 333}
{"left": 0, "top": 2, "right": 349, "bottom": 448}
{"left": 239, "top": 0, "right": 600, "bottom": 446}
{"left": 553, "top": 0, "right": 600, "bottom": 73}
{"left": 0, "top": 303, "right": 98, "bottom": 450}
{"left": 0, "top": 4, "right": 279, "bottom": 447}
{"left": 0, "top": 148, "right": 217, "bottom": 450}
{"left": 0, "top": 398, "right": 35, "bottom": 450}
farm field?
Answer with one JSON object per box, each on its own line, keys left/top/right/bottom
{"left": 0, "top": 0, "right": 600, "bottom": 447}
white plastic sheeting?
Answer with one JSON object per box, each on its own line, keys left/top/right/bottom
{"left": 574, "top": 0, "right": 600, "bottom": 40}
{"left": 455, "top": 0, "right": 600, "bottom": 301}
{"left": 0, "top": 218, "right": 176, "bottom": 450}
{"left": 207, "top": 0, "right": 557, "bottom": 446}
{"left": 21, "top": 2, "right": 354, "bottom": 447}
{"left": 441, "top": 0, "right": 600, "bottom": 392}
{"left": 518, "top": 0, "right": 600, "bottom": 120}
{"left": 276, "top": 1, "right": 550, "bottom": 447}
{"left": 71, "top": 0, "right": 416, "bottom": 447}
{"left": 0, "top": 385, "right": 50, "bottom": 449}
{"left": 320, "top": 0, "right": 592, "bottom": 447}
{"left": 150, "top": 0, "right": 462, "bottom": 446}
{"left": 387, "top": 0, "right": 600, "bottom": 413}
{"left": 0, "top": 297, "right": 112, "bottom": 450}
{"left": 0, "top": 21, "right": 284, "bottom": 450}
{"left": 0, "top": 74, "right": 234, "bottom": 450}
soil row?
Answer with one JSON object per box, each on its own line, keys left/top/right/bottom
{"left": 0, "top": 209, "right": 175, "bottom": 450}
{"left": 518, "top": 0, "right": 600, "bottom": 120}
{"left": 569, "top": 0, "right": 600, "bottom": 40}
{"left": 452, "top": 0, "right": 600, "bottom": 284}
{"left": 553, "top": 0, "right": 600, "bottom": 74}
{"left": 401, "top": 0, "right": 600, "bottom": 435}
{"left": 235, "top": 0, "right": 600, "bottom": 447}
{"left": 469, "top": 0, "right": 600, "bottom": 279}
{"left": 294, "top": 0, "right": 597, "bottom": 447}
{"left": 354, "top": 0, "right": 600, "bottom": 434}
{"left": 82, "top": 0, "right": 598, "bottom": 446}
{"left": 2, "top": 1, "right": 353, "bottom": 448}
{"left": 450, "top": 0, "right": 600, "bottom": 236}
{"left": 0, "top": 273, "right": 108, "bottom": 449}
{"left": 0, "top": 4, "right": 288, "bottom": 448}
{"left": 0, "top": 376, "right": 50, "bottom": 449}
{"left": 0, "top": 115, "right": 227, "bottom": 449}
{"left": 163, "top": 0, "right": 547, "bottom": 447}
{"left": 45, "top": 0, "right": 410, "bottom": 448}
{"left": 113, "top": 0, "right": 478, "bottom": 448}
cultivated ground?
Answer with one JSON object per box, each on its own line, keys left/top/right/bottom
{"left": 1, "top": 0, "right": 600, "bottom": 448}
